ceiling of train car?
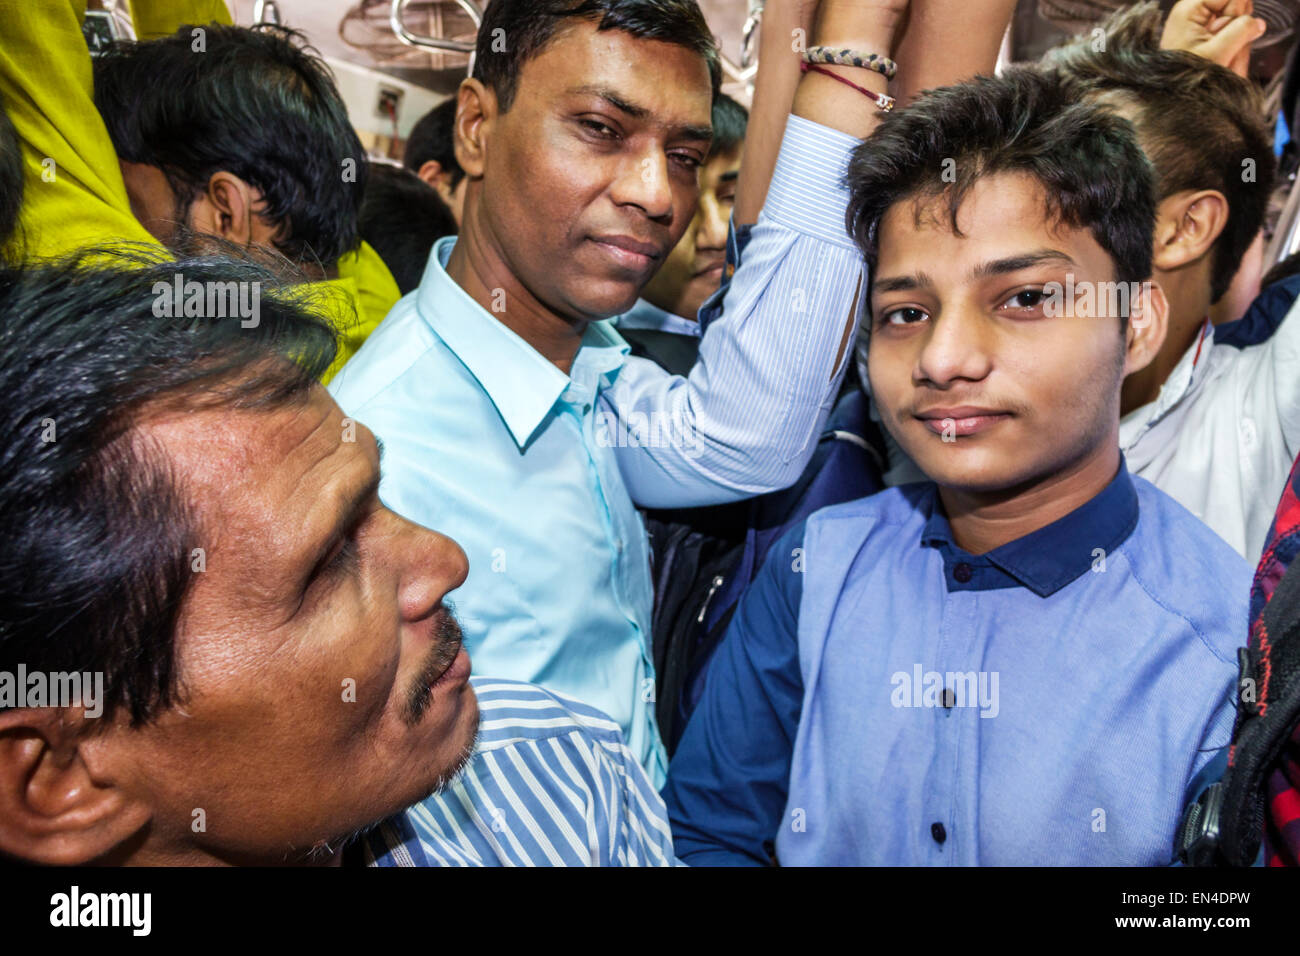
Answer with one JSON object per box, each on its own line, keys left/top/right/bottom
{"left": 224, "top": 0, "right": 757, "bottom": 95}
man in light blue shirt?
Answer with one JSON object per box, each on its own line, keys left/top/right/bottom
{"left": 664, "top": 69, "right": 1251, "bottom": 864}
{"left": 330, "top": 0, "right": 906, "bottom": 784}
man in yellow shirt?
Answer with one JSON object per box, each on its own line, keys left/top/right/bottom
{"left": 0, "top": 0, "right": 398, "bottom": 380}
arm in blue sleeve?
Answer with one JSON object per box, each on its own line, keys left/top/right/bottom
{"left": 605, "top": 116, "right": 866, "bottom": 510}
{"left": 662, "top": 524, "right": 807, "bottom": 866}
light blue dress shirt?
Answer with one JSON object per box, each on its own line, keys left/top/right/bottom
{"left": 329, "top": 115, "right": 866, "bottom": 787}
{"left": 664, "top": 461, "right": 1252, "bottom": 865}
{"left": 360, "top": 678, "right": 678, "bottom": 866}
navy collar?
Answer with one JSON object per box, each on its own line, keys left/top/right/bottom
{"left": 919, "top": 457, "right": 1139, "bottom": 597}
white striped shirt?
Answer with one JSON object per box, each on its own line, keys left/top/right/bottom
{"left": 360, "top": 679, "right": 679, "bottom": 866}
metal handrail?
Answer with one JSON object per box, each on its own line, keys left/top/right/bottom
{"left": 721, "top": 0, "right": 762, "bottom": 88}
{"left": 390, "top": 0, "right": 477, "bottom": 54}
{"left": 455, "top": 0, "right": 483, "bottom": 29}
{"left": 253, "top": 0, "right": 282, "bottom": 26}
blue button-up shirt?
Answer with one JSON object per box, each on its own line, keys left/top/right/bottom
{"left": 359, "top": 678, "right": 677, "bottom": 866}
{"left": 664, "top": 462, "right": 1251, "bottom": 865}
{"left": 329, "top": 115, "right": 866, "bottom": 787}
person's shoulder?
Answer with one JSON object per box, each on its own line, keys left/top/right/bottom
{"left": 327, "top": 292, "right": 448, "bottom": 410}
{"left": 807, "top": 482, "right": 931, "bottom": 533}
{"left": 469, "top": 677, "right": 626, "bottom": 752}
{"left": 1121, "top": 477, "right": 1251, "bottom": 663}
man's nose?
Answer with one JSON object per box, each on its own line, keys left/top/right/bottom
{"left": 394, "top": 517, "right": 470, "bottom": 623}
{"left": 695, "top": 194, "right": 729, "bottom": 251}
{"left": 915, "top": 310, "right": 994, "bottom": 388}
{"left": 610, "top": 150, "right": 674, "bottom": 221}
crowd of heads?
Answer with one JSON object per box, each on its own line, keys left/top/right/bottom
{"left": 0, "top": 0, "right": 1289, "bottom": 867}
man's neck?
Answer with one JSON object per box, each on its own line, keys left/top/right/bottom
{"left": 444, "top": 223, "right": 588, "bottom": 376}
{"left": 938, "top": 442, "right": 1121, "bottom": 556}
{"left": 1120, "top": 269, "right": 1210, "bottom": 416}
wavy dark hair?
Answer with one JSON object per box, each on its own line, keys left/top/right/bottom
{"left": 847, "top": 67, "right": 1157, "bottom": 300}
{"left": 0, "top": 250, "right": 337, "bottom": 726}
{"left": 472, "top": 0, "right": 720, "bottom": 113}
{"left": 1046, "top": 3, "right": 1275, "bottom": 303}
{"left": 93, "top": 24, "right": 366, "bottom": 268}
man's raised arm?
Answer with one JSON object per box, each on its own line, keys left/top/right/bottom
{"left": 608, "top": 0, "right": 1011, "bottom": 510}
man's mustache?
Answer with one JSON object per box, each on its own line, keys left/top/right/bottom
{"left": 403, "top": 604, "right": 465, "bottom": 726}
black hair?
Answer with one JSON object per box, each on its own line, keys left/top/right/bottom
{"left": 403, "top": 98, "right": 463, "bottom": 187}
{"left": 360, "top": 164, "right": 458, "bottom": 295}
{"left": 709, "top": 92, "right": 747, "bottom": 160}
{"left": 0, "top": 100, "right": 22, "bottom": 253}
{"left": 93, "top": 24, "right": 366, "bottom": 268}
{"left": 1047, "top": 7, "right": 1276, "bottom": 303}
{"left": 0, "top": 251, "right": 337, "bottom": 726}
{"left": 472, "top": 0, "right": 720, "bottom": 113}
{"left": 846, "top": 68, "right": 1157, "bottom": 296}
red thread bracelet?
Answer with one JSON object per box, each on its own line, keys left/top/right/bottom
{"left": 800, "top": 61, "right": 895, "bottom": 112}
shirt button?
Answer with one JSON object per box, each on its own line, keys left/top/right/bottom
{"left": 953, "top": 562, "right": 972, "bottom": 583}
{"left": 931, "top": 822, "right": 947, "bottom": 844}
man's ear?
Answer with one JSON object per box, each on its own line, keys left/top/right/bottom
{"left": 1151, "top": 189, "right": 1230, "bottom": 274}
{"left": 0, "top": 708, "right": 150, "bottom": 865}
{"left": 1123, "top": 278, "right": 1170, "bottom": 377}
{"left": 453, "top": 78, "right": 494, "bottom": 180}
{"left": 187, "top": 172, "right": 281, "bottom": 250}
{"left": 415, "top": 159, "right": 451, "bottom": 193}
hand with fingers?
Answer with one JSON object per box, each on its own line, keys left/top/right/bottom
{"left": 1161, "top": 0, "right": 1267, "bottom": 77}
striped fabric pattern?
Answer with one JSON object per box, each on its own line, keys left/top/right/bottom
{"left": 362, "top": 679, "right": 679, "bottom": 866}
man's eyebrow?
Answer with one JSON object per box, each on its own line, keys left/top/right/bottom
{"left": 973, "top": 250, "right": 1076, "bottom": 279}
{"left": 571, "top": 84, "right": 649, "bottom": 119}
{"left": 872, "top": 272, "right": 934, "bottom": 295}
{"left": 307, "top": 442, "right": 383, "bottom": 575}
{"left": 719, "top": 170, "right": 740, "bottom": 183}
{"left": 569, "top": 85, "right": 712, "bottom": 142}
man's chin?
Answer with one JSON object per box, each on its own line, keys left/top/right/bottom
{"left": 561, "top": 276, "right": 649, "bottom": 322}
{"left": 413, "top": 682, "right": 480, "bottom": 795}
{"left": 906, "top": 445, "right": 1030, "bottom": 497}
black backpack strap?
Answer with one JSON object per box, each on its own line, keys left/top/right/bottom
{"left": 1176, "top": 557, "right": 1300, "bottom": 865}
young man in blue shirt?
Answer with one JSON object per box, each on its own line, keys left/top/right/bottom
{"left": 663, "top": 68, "right": 1252, "bottom": 865}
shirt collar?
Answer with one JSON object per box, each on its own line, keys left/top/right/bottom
{"left": 617, "top": 298, "right": 702, "bottom": 338}
{"left": 356, "top": 812, "right": 431, "bottom": 867}
{"left": 920, "top": 457, "right": 1140, "bottom": 597}
{"left": 415, "top": 237, "right": 629, "bottom": 448}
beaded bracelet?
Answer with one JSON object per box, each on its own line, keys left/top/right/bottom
{"left": 800, "top": 61, "right": 895, "bottom": 113}
{"left": 803, "top": 45, "right": 898, "bottom": 80}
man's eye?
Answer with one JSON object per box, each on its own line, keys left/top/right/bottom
{"left": 1000, "top": 288, "right": 1046, "bottom": 311}
{"left": 322, "top": 537, "right": 360, "bottom": 580}
{"left": 580, "top": 119, "right": 618, "bottom": 139}
{"left": 670, "top": 152, "right": 701, "bottom": 170}
{"left": 882, "top": 306, "right": 928, "bottom": 326}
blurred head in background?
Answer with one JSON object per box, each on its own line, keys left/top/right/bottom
{"left": 404, "top": 98, "right": 467, "bottom": 226}
{"left": 94, "top": 24, "right": 366, "bottom": 275}
{"left": 640, "top": 92, "right": 747, "bottom": 321}
{"left": 361, "top": 163, "right": 459, "bottom": 295}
